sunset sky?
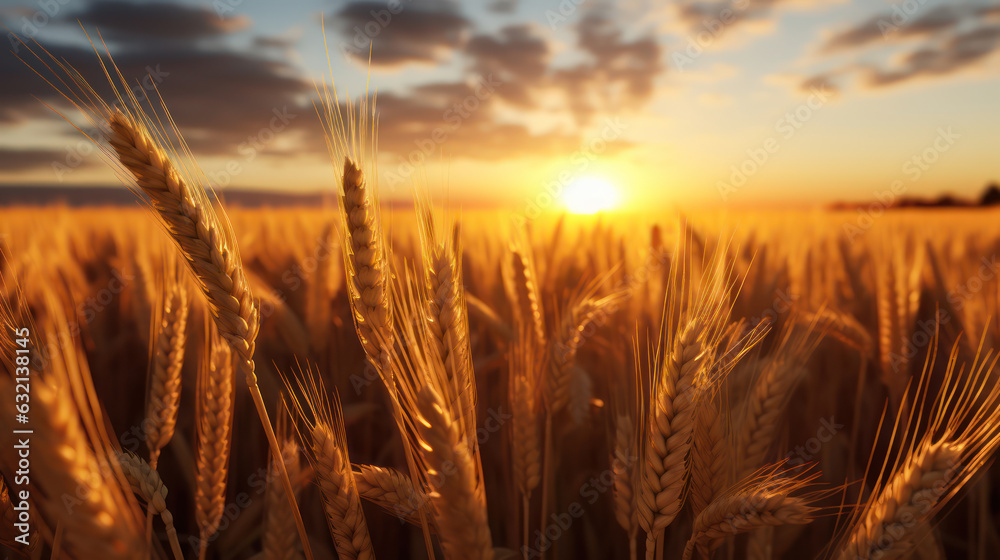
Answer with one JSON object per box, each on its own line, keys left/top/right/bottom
{"left": 1, "top": 0, "right": 998, "bottom": 210}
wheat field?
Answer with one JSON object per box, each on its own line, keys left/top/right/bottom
{"left": 3, "top": 36, "right": 1000, "bottom": 560}
{"left": 4, "top": 200, "right": 1000, "bottom": 560}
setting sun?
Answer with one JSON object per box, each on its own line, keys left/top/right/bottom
{"left": 562, "top": 176, "right": 621, "bottom": 214}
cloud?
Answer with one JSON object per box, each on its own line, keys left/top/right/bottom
{"left": 820, "top": 4, "right": 991, "bottom": 52}
{"left": 798, "top": 72, "right": 840, "bottom": 95}
{"left": 466, "top": 24, "right": 549, "bottom": 106}
{"left": 331, "top": 80, "right": 586, "bottom": 163}
{"left": 801, "top": 5, "right": 1000, "bottom": 94}
{"left": 863, "top": 25, "right": 1000, "bottom": 87}
{"left": 488, "top": 0, "right": 518, "bottom": 14}
{"left": 552, "top": 9, "right": 663, "bottom": 124}
{"left": 72, "top": 0, "right": 250, "bottom": 42}
{"left": 2, "top": 35, "right": 316, "bottom": 160}
{"left": 674, "top": 0, "right": 825, "bottom": 38}
{"left": 331, "top": 0, "right": 470, "bottom": 66}
{"left": 0, "top": 148, "right": 87, "bottom": 172}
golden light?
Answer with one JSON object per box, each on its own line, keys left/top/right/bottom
{"left": 562, "top": 176, "right": 621, "bottom": 215}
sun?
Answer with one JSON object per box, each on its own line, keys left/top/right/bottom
{"left": 561, "top": 176, "right": 621, "bottom": 215}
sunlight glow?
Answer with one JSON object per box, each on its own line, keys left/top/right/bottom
{"left": 562, "top": 176, "right": 621, "bottom": 215}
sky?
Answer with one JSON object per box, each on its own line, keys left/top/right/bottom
{"left": 0, "top": 0, "right": 998, "bottom": 211}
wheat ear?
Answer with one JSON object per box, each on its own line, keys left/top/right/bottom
{"left": 612, "top": 413, "right": 639, "bottom": 559}
{"left": 263, "top": 441, "right": 303, "bottom": 560}
{"left": 510, "top": 245, "right": 546, "bottom": 345}
{"left": 1, "top": 328, "right": 143, "bottom": 559}
{"left": 689, "top": 381, "right": 726, "bottom": 522}
{"left": 738, "top": 319, "right": 821, "bottom": 480}
{"left": 510, "top": 326, "right": 542, "bottom": 553}
{"left": 340, "top": 158, "right": 394, "bottom": 368}
{"left": 638, "top": 318, "right": 704, "bottom": 549}
{"left": 313, "top": 423, "right": 375, "bottom": 559}
{"left": 548, "top": 295, "right": 620, "bottom": 413}
{"left": 107, "top": 111, "right": 312, "bottom": 559}
{"left": 117, "top": 451, "right": 183, "bottom": 560}
{"left": 837, "top": 441, "right": 961, "bottom": 560}
{"left": 683, "top": 479, "right": 816, "bottom": 560}
{"left": 288, "top": 368, "right": 374, "bottom": 559}
{"left": 421, "top": 212, "right": 477, "bottom": 440}
{"left": 194, "top": 331, "right": 233, "bottom": 560}
{"left": 416, "top": 386, "right": 494, "bottom": 560}
{"left": 837, "top": 336, "right": 1000, "bottom": 560}
{"left": 145, "top": 276, "right": 189, "bottom": 469}
{"left": 354, "top": 465, "right": 427, "bottom": 526}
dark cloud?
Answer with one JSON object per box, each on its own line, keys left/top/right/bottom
{"left": 675, "top": 0, "right": 788, "bottom": 37}
{"left": 331, "top": 0, "right": 470, "bottom": 66}
{"left": 552, "top": 9, "right": 662, "bottom": 124}
{"left": 488, "top": 0, "right": 518, "bottom": 14}
{"left": 864, "top": 25, "right": 1000, "bottom": 87}
{"left": 2, "top": 35, "right": 316, "bottom": 161}
{"left": 799, "top": 73, "right": 840, "bottom": 96}
{"left": 371, "top": 80, "right": 584, "bottom": 161}
{"left": 821, "top": 4, "right": 990, "bottom": 53}
{"left": 802, "top": 23, "right": 1000, "bottom": 92}
{"left": 0, "top": 148, "right": 86, "bottom": 172}
{"left": 466, "top": 24, "right": 548, "bottom": 106}
{"left": 72, "top": 1, "right": 250, "bottom": 42}
{"left": 346, "top": 78, "right": 633, "bottom": 164}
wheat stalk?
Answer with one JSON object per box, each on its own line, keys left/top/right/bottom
{"left": 354, "top": 465, "right": 427, "bottom": 526}
{"left": 117, "top": 451, "right": 183, "bottom": 560}
{"left": 548, "top": 295, "right": 619, "bottom": 413}
{"left": 638, "top": 318, "right": 704, "bottom": 548}
{"left": 263, "top": 441, "right": 303, "bottom": 560}
{"left": 683, "top": 480, "right": 816, "bottom": 560}
{"left": 312, "top": 423, "right": 375, "bottom": 560}
{"left": 340, "top": 158, "right": 394, "bottom": 369}
{"left": 288, "top": 368, "right": 374, "bottom": 560}
{"left": 612, "top": 413, "right": 639, "bottom": 559}
{"left": 107, "top": 110, "right": 312, "bottom": 559}
{"left": 421, "top": 212, "right": 477, "bottom": 440}
{"left": 511, "top": 374, "right": 542, "bottom": 499}
{"left": 145, "top": 275, "right": 188, "bottom": 469}
{"left": 837, "top": 338, "right": 1000, "bottom": 560}
{"left": 837, "top": 441, "right": 961, "bottom": 560}
{"left": 194, "top": 330, "right": 234, "bottom": 560}
{"left": 1, "top": 326, "right": 144, "bottom": 559}
{"left": 416, "top": 386, "right": 494, "bottom": 560}
{"left": 690, "top": 382, "right": 726, "bottom": 522}
{"left": 510, "top": 245, "right": 546, "bottom": 345}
